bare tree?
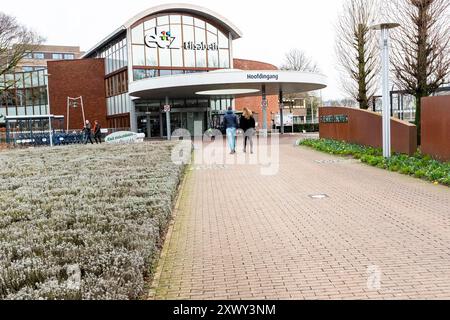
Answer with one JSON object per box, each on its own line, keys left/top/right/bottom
{"left": 0, "top": 12, "right": 43, "bottom": 92}
{"left": 388, "top": 0, "right": 450, "bottom": 143}
{"left": 336, "top": 0, "right": 379, "bottom": 110}
{"left": 280, "top": 48, "right": 320, "bottom": 73}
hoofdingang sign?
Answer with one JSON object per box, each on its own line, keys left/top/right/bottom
{"left": 105, "top": 132, "right": 145, "bottom": 144}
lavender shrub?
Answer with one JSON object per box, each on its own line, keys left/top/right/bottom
{"left": 0, "top": 142, "right": 184, "bottom": 300}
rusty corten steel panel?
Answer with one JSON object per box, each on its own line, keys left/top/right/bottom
{"left": 319, "top": 107, "right": 417, "bottom": 156}
{"left": 421, "top": 96, "right": 450, "bottom": 162}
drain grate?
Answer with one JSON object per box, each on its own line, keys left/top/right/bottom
{"left": 308, "top": 194, "right": 329, "bottom": 200}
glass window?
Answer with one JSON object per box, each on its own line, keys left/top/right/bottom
{"left": 132, "top": 45, "right": 146, "bottom": 66}
{"left": 194, "top": 18, "right": 205, "bottom": 28}
{"left": 132, "top": 24, "right": 144, "bottom": 44}
{"left": 24, "top": 52, "right": 33, "bottom": 59}
{"left": 160, "top": 70, "right": 172, "bottom": 77}
{"left": 171, "top": 24, "right": 182, "bottom": 49}
{"left": 31, "top": 71, "right": 39, "bottom": 87}
{"left": 133, "top": 69, "right": 147, "bottom": 81}
{"left": 26, "top": 106, "right": 33, "bottom": 115}
{"left": 170, "top": 15, "right": 181, "bottom": 24}
{"left": 64, "top": 53, "right": 75, "bottom": 60}
{"left": 24, "top": 73, "right": 32, "bottom": 87}
{"left": 195, "top": 27, "right": 207, "bottom": 67}
{"left": 8, "top": 106, "right": 17, "bottom": 116}
{"left": 159, "top": 46, "right": 171, "bottom": 67}
{"left": 144, "top": 18, "right": 156, "bottom": 31}
{"left": 208, "top": 49, "right": 219, "bottom": 68}
{"left": 219, "top": 49, "right": 230, "bottom": 68}
{"left": 218, "top": 32, "right": 229, "bottom": 49}
{"left": 171, "top": 49, "right": 183, "bottom": 67}
{"left": 182, "top": 16, "right": 194, "bottom": 25}
{"left": 206, "top": 23, "right": 217, "bottom": 34}
{"left": 52, "top": 53, "right": 63, "bottom": 60}
{"left": 17, "top": 106, "right": 26, "bottom": 116}
{"left": 183, "top": 25, "right": 195, "bottom": 67}
{"left": 157, "top": 15, "right": 169, "bottom": 26}
{"left": 33, "top": 52, "right": 45, "bottom": 59}
{"left": 22, "top": 66, "right": 34, "bottom": 72}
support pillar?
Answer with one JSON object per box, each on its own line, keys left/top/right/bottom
{"left": 165, "top": 96, "right": 171, "bottom": 141}
{"left": 279, "top": 89, "right": 284, "bottom": 134}
{"left": 262, "top": 85, "right": 267, "bottom": 131}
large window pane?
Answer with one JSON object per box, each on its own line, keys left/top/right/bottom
{"left": 132, "top": 24, "right": 144, "bottom": 44}
{"left": 132, "top": 45, "right": 145, "bottom": 66}
{"left": 182, "top": 16, "right": 194, "bottom": 25}
{"left": 170, "top": 15, "right": 181, "bottom": 24}
{"left": 194, "top": 18, "right": 206, "bottom": 28}
{"left": 218, "top": 32, "right": 229, "bottom": 49}
{"left": 195, "top": 27, "right": 207, "bottom": 67}
{"left": 219, "top": 49, "right": 230, "bottom": 68}
{"left": 157, "top": 15, "right": 169, "bottom": 26}
{"left": 171, "top": 24, "right": 182, "bottom": 49}
{"left": 145, "top": 47, "right": 158, "bottom": 66}
{"left": 208, "top": 50, "right": 219, "bottom": 68}
{"left": 159, "top": 47, "right": 171, "bottom": 66}
{"left": 144, "top": 18, "right": 156, "bottom": 31}
{"left": 133, "top": 69, "right": 147, "bottom": 81}
{"left": 206, "top": 23, "right": 217, "bottom": 34}
{"left": 183, "top": 25, "right": 195, "bottom": 67}
{"left": 171, "top": 49, "right": 183, "bottom": 67}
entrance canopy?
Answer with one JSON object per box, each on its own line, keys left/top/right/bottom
{"left": 129, "top": 70, "right": 327, "bottom": 100}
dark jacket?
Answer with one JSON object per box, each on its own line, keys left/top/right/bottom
{"left": 94, "top": 123, "right": 101, "bottom": 136}
{"left": 223, "top": 111, "right": 238, "bottom": 129}
{"left": 83, "top": 123, "right": 92, "bottom": 135}
{"left": 240, "top": 116, "right": 256, "bottom": 132}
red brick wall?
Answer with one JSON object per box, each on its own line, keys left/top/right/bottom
{"left": 319, "top": 107, "right": 418, "bottom": 155}
{"left": 421, "top": 96, "right": 450, "bottom": 161}
{"left": 233, "top": 59, "right": 279, "bottom": 129}
{"left": 48, "top": 59, "right": 107, "bottom": 131}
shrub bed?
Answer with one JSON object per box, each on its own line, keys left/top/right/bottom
{"left": 300, "top": 139, "right": 450, "bottom": 187}
{"left": 0, "top": 142, "right": 185, "bottom": 300}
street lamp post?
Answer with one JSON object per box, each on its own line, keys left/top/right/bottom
{"left": 44, "top": 73, "right": 53, "bottom": 147}
{"left": 371, "top": 23, "right": 400, "bottom": 158}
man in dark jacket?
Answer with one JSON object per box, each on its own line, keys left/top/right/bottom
{"left": 83, "top": 120, "right": 94, "bottom": 145}
{"left": 223, "top": 107, "right": 238, "bottom": 154}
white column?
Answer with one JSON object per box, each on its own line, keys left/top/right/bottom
{"left": 165, "top": 96, "right": 171, "bottom": 140}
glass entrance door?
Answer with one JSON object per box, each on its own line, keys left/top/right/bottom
{"left": 137, "top": 114, "right": 161, "bottom": 138}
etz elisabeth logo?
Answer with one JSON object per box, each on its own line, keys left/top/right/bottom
{"left": 145, "top": 30, "right": 176, "bottom": 49}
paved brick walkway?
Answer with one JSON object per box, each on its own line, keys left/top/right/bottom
{"left": 150, "top": 136, "right": 450, "bottom": 300}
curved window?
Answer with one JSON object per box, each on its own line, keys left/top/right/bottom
{"left": 131, "top": 13, "right": 232, "bottom": 80}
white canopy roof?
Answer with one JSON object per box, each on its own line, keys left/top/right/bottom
{"left": 129, "top": 70, "right": 327, "bottom": 100}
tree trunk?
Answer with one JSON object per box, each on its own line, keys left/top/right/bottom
{"left": 357, "top": 24, "right": 370, "bottom": 110}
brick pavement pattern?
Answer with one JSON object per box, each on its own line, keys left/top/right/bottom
{"left": 150, "top": 136, "right": 450, "bottom": 300}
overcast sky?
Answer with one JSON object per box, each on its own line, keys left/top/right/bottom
{"left": 3, "top": 0, "right": 349, "bottom": 99}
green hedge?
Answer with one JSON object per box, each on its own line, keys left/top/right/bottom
{"left": 300, "top": 139, "right": 450, "bottom": 186}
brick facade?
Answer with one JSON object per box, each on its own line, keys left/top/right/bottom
{"left": 233, "top": 59, "right": 279, "bottom": 129}
{"left": 47, "top": 59, "right": 107, "bottom": 131}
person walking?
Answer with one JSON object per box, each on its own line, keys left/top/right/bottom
{"left": 93, "top": 120, "right": 102, "bottom": 144}
{"left": 223, "top": 107, "right": 238, "bottom": 154}
{"left": 83, "top": 120, "right": 94, "bottom": 145}
{"left": 240, "top": 107, "right": 256, "bottom": 154}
